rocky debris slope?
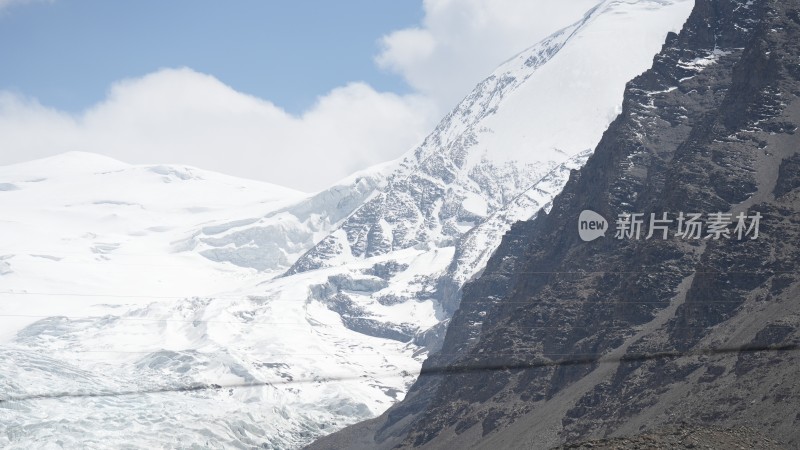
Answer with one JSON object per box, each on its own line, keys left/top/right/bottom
{"left": 555, "top": 425, "right": 787, "bottom": 450}
{"left": 309, "top": 0, "right": 800, "bottom": 448}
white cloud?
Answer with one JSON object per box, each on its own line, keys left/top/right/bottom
{"left": 1, "top": 1, "right": 606, "bottom": 191}
{"left": 377, "top": 0, "right": 602, "bottom": 110}
{"left": 0, "top": 68, "right": 438, "bottom": 192}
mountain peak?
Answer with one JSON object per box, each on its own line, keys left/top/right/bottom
{"left": 288, "top": 0, "right": 694, "bottom": 276}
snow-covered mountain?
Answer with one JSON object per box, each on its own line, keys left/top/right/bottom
{"left": 0, "top": 1, "right": 695, "bottom": 448}
{"left": 287, "top": 0, "right": 695, "bottom": 310}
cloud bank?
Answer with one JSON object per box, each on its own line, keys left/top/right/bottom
{"left": 0, "top": 69, "right": 437, "bottom": 191}
{"left": 1, "top": 1, "right": 601, "bottom": 191}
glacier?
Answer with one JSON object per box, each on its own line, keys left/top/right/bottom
{"left": 0, "top": 1, "right": 694, "bottom": 448}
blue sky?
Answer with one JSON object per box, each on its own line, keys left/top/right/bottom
{"left": 0, "top": 0, "right": 598, "bottom": 191}
{"left": 0, "top": 0, "right": 422, "bottom": 114}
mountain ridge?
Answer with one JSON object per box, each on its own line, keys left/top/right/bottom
{"left": 307, "top": 0, "right": 800, "bottom": 448}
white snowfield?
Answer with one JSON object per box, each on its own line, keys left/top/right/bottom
{"left": 0, "top": 1, "right": 694, "bottom": 448}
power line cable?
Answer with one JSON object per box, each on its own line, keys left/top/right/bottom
{"left": 0, "top": 269, "right": 792, "bottom": 299}
{"left": 0, "top": 293, "right": 788, "bottom": 303}
{"left": 0, "top": 314, "right": 747, "bottom": 328}
{"left": 1, "top": 343, "right": 796, "bottom": 405}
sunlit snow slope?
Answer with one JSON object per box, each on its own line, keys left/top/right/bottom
{"left": 0, "top": 152, "right": 305, "bottom": 339}
{"left": 0, "top": 1, "right": 694, "bottom": 448}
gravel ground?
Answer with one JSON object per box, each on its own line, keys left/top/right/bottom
{"left": 555, "top": 425, "right": 788, "bottom": 450}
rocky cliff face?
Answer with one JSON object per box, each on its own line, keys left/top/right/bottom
{"left": 309, "top": 0, "right": 800, "bottom": 448}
